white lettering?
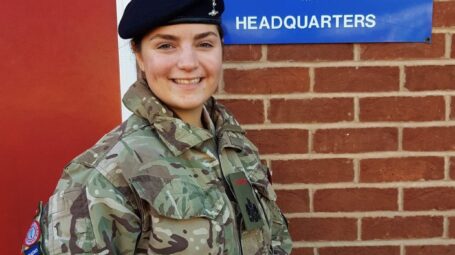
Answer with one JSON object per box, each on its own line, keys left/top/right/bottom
{"left": 320, "top": 15, "right": 331, "bottom": 28}
{"left": 271, "top": 16, "right": 283, "bottom": 29}
{"left": 28, "top": 248, "right": 38, "bottom": 255}
{"left": 284, "top": 16, "right": 296, "bottom": 29}
{"left": 365, "top": 14, "right": 376, "bottom": 28}
{"left": 308, "top": 15, "right": 319, "bottom": 28}
{"left": 332, "top": 15, "right": 343, "bottom": 28}
{"left": 259, "top": 16, "right": 270, "bottom": 29}
{"left": 344, "top": 14, "right": 353, "bottom": 28}
{"left": 234, "top": 14, "right": 377, "bottom": 30}
{"left": 247, "top": 16, "right": 257, "bottom": 29}
{"left": 297, "top": 16, "right": 308, "bottom": 29}
{"left": 236, "top": 16, "right": 247, "bottom": 30}
{"left": 354, "top": 14, "right": 365, "bottom": 27}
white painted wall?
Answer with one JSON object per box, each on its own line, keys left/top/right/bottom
{"left": 116, "top": 0, "right": 136, "bottom": 120}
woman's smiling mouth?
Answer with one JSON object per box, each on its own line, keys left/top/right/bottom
{"left": 172, "top": 78, "right": 202, "bottom": 84}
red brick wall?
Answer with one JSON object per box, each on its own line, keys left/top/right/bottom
{"left": 219, "top": 1, "right": 455, "bottom": 254}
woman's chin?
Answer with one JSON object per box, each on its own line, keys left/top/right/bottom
{"left": 168, "top": 100, "right": 205, "bottom": 113}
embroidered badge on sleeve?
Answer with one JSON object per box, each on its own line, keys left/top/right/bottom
{"left": 24, "top": 221, "right": 41, "bottom": 247}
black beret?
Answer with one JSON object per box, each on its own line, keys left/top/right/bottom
{"left": 118, "top": 0, "right": 225, "bottom": 39}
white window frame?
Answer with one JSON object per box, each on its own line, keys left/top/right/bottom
{"left": 116, "top": 0, "right": 137, "bottom": 120}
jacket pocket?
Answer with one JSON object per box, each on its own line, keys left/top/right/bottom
{"left": 131, "top": 174, "right": 227, "bottom": 254}
{"left": 47, "top": 188, "right": 96, "bottom": 254}
{"left": 130, "top": 174, "right": 225, "bottom": 220}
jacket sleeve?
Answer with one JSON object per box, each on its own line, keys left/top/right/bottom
{"left": 42, "top": 163, "right": 141, "bottom": 254}
{"left": 269, "top": 199, "right": 293, "bottom": 255}
{"left": 257, "top": 166, "right": 292, "bottom": 255}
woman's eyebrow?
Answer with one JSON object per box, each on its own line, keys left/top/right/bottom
{"left": 148, "top": 31, "right": 218, "bottom": 41}
{"left": 194, "top": 31, "right": 218, "bottom": 40}
{"left": 148, "top": 34, "right": 178, "bottom": 41}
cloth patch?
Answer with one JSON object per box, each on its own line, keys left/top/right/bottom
{"left": 227, "top": 171, "right": 264, "bottom": 231}
{"left": 24, "top": 221, "right": 41, "bottom": 246}
{"left": 24, "top": 243, "right": 41, "bottom": 255}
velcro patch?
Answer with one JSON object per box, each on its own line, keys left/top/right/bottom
{"left": 227, "top": 171, "right": 264, "bottom": 230}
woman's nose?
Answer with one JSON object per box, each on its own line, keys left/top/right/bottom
{"left": 177, "top": 47, "right": 198, "bottom": 71}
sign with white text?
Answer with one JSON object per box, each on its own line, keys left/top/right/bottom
{"left": 221, "top": 0, "right": 433, "bottom": 44}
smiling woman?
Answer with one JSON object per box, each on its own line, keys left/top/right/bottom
{"left": 21, "top": 0, "right": 292, "bottom": 254}
{"left": 134, "top": 24, "right": 223, "bottom": 128}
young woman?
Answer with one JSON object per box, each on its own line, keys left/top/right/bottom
{"left": 21, "top": 0, "right": 292, "bottom": 254}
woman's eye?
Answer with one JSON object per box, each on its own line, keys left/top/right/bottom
{"left": 199, "top": 42, "right": 213, "bottom": 48}
{"left": 157, "top": 43, "right": 174, "bottom": 49}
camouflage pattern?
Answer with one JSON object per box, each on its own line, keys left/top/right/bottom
{"left": 22, "top": 79, "right": 292, "bottom": 255}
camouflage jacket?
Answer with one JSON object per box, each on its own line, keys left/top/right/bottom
{"left": 22, "top": 79, "right": 292, "bottom": 255}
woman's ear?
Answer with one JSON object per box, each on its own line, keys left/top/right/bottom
{"left": 135, "top": 52, "right": 145, "bottom": 72}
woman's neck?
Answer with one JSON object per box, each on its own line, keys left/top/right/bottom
{"left": 173, "top": 107, "right": 203, "bottom": 128}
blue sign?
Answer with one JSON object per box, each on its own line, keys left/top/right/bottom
{"left": 221, "top": 0, "right": 433, "bottom": 44}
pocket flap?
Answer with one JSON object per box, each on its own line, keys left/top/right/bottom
{"left": 131, "top": 175, "right": 225, "bottom": 220}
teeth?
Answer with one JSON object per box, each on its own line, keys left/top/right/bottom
{"left": 173, "top": 78, "right": 201, "bottom": 84}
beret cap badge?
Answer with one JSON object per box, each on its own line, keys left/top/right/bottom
{"left": 208, "top": 0, "right": 219, "bottom": 16}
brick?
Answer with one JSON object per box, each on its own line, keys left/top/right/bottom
{"left": 271, "top": 159, "right": 354, "bottom": 184}
{"left": 450, "top": 217, "right": 455, "bottom": 238}
{"left": 450, "top": 96, "right": 455, "bottom": 120}
{"left": 450, "top": 158, "right": 455, "bottom": 180}
{"left": 223, "top": 45, "right": 262, "bottom": 61}
{"left": 406, "top": 65, "right": 455, "bottom": 91}
{"left": 362, "top": 216, "right": 443, "bottom": 240}
{"left": 223, "top": 68, "right": 309, "bottom": 94}
{"left": 360, "top": 34, "right": 445, "bottom": 60}
{"left": 313, "top": 128, "right": 398, "bottom": 153}
{"left": 319, "top": 246, "right": 400, "bottom": 255}
{"left": 359, "top": 96, "right": 445, "bottom": 122}
{"left": 292, "top": 248, "right": 314, "bottom": 255}
{"left": 246, "top": 129, "right": 308, "bottom": 154}
{"left": 268, "top": 44, "right": 353, "bottom": 62}
{"left": 314, "top": 188, "right": 398, "bottom": 212}
{"left": 360, "top": 157, "right": 444, "bottom": 182}
{"left": 403, "top": 127, "right": 455, "bottom": 151}
{"left": 289, "top": 217, "right": 357, "bottom": 241}
{"left": 406, "top": 245, "right": 455, "bottom": 255}
{"left": 314, "top": 67, "right": 399, "bottom": 92}
{"left": 452, "top": 35, "right": 455, "bottom": 59}
{"left": 275, "top": 189, "right": 309, "bottom": 213}
{"left": 269, "top": 98, "right": 354, "bottom": 123}
{"left": 404, "top": 187, "right": 455, "bottom": 211}
{"left": 433, "top": 1, "right": 455, "bottom": 27}
{"left": 217, "top": 99, "right": 264, "bottom": 124}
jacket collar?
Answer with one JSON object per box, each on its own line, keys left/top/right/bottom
{"left": 122, "top": 79, "right": 245, "bottom": 155}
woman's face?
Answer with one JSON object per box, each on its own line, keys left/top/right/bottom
{"left": 135, "top": 23, "right": 223, "bottom": 118}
